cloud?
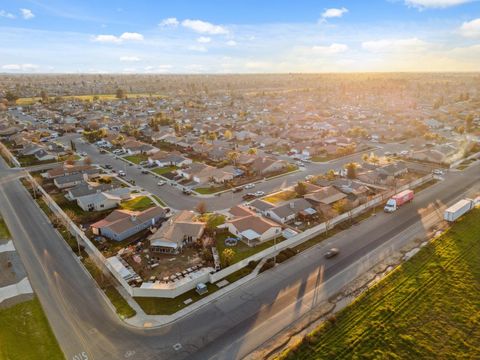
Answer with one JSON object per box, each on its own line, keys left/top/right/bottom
{"left": 459, "top": 18, "right": 480, "bottom": 38}
{"left": 120, "top": 56, "right": 141, "bottom": 62}
{"left": 321, "top": 7, "right": 348, "bottom": 19}
{"left": 181, "top": 19, "right": 228, "bottom": 35}
{"left": 2, "top": 63, "right": 38, "bottom": 71}
{"left": 119, "top": 32, "right": 144, "bottom": 41}
{"left": 144, "top": 64, "right": 172, "bottom": 73}
{"left": 20, "top": 8, "right": 34, "bottom": 20}
{"left": 159, "top": 17, "right": 179, "bottom": 27}
{"left": 187, "top": 45, "right": 208, "bottom": 52}
{"left": 197, "top": 36, "right": 211, "bottom": 43}
{"left": 362, "top": 37, "right": 428, "bottom": 52}
{"left": 92, "top": 32, "right": 144, "bottom": 43}
{"left": 0, "top": 10, "right": 15, "bottom": 19}
{"left": 404, "top": 0, "right": 472, "bottom": 8}
{"left": 226, "top": 40, "right": 237, "bottom": 46}
{"left": 311, "top": 43, "right": 348, "bottom": 54}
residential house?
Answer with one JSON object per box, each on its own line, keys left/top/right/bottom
{"left": 91, "top": 207, "right": 166, "bottom": 241}
{"left": 149, "top": 210, "right": 205, "bottom": 254}
{"left": 45, "top": 165, "right": 98, "bottom": 179}
{"left": 122, "top": 140, "right": 159, "bottom": 155}
{"left": 222, "top": 206, "right": 282, "bottom": 246}
{"left": 248, "top": 199, "right": 274, "bottom": 215}
{"left": 148, "top": 151, "right": 192, "bottom": 168}
{"left": 266, "top": 198, "right": 317, "bottom": 224}
{"left": 76, "top": 188, "right": 132, "bottom": 212}
{"left": 250, "top": 157, "right": 287, "bottom": 176}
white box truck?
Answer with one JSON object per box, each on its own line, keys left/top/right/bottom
{"left": 443, "top": 199, "right": 474, "bottom": 222}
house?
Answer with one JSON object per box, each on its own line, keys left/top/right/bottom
{"left": 122, "top": 140, "right": 159, "bottom": 155}
{"left": 304, "top": 186, "right": 347, "bottom": 205}
{"left": 149, "top": 210, "right": 205, "bottom": 254}
{"left": 65, "top": 182, "right": 115, "bottom": 200}
{"left": 266, "top": 198, "right": 317, "bottom": 224}
{"left": 376, "top": 161, "right": 408, "bottom": 178}
{"left": 148, "top": 151, "right": 192, "bottom": 168}
{"left": 54, "top": 172, "right": 89, "bottom": 189}
{"left": 250, "top": 157, "right": 287, "bottom": 176}
{"left": 248, "top": 199, "right": 274, "bottom": 215}
{"left": 222, "top": 206, "right": 282, "bottom": 246}
{"left": 76, "top": 188, "right": 132, "bottom": 212}
{"left": 91, "top": 207, "right": 166, "bottom": 241}
{"left": 45, "top": 165, "right": 98, "bottom": 179}
{"left": 176, "top": 163, "right": 231, "bottom": 184}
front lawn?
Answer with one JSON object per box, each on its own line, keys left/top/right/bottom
{"left": 0, "top": 298, "right": 64, "bottom": 360}
{"left": 215, "top": 232, "right": 284, "bottom": 267}
{"left": 123, "top": 154, "right": 148, "bottom": 164}
{"left": 279, "top": 208, "right": 480, "bottom": 360}
{"left": 263, "top": 190, "right": 297, "bottom": 204}
{"left": 195, "top": 184, "right": 231, "bottom": 194}
{"left": 17, "top": 154, "right": 57, "bottom": 167}
{"left": 51, "top": 193, "right": 112, "bottom": 224}
{"left": 135, "top": 282, "right": 218, "bottom": 315}
{"left": 152, "top": 166, "right": 177, "bottom": 175}
{"left": 120, "top": 196, "right": 155, "bottom": 211}
{"left": 0, "top": 217, "right": 11, "bottom": 239}
{"left": 152, "top": 195, "right": 167, "bottom": 207}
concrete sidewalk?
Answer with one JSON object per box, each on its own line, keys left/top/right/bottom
{"left": 0, "top": 277, "right": 33, "bottom": 304}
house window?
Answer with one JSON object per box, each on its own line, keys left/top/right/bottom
{"left": 100, "top": 204, "right": 104, "bottom": 208}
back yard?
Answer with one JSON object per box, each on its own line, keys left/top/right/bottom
{"left": 278, "top": 208, "right": 480, "bottom": 360}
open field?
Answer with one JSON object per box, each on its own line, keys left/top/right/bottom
{"left": 279, "top": 208, "right": 480, "bottom": 360}
{"left": 0, "top": 298, "right": 64, "bottom": 360}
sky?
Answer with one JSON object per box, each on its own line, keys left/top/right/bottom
{"left": 1, "top": 0, "right": 480, "bottom": 73}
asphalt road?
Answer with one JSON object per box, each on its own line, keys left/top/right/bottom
{"left": 0, "top": 155, "right": 478, "bottom": 360}
{"left": 71, "top": 136, "right": 408, "bottom": 212}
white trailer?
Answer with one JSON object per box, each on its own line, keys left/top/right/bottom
{"left": 443, "top": 199, "right": 474, "bottom": 222}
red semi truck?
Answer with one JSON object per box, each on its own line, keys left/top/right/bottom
{"left": 384, "top": 189, "right": 414, "bottom": 213}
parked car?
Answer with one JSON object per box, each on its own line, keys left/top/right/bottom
{"left": 305, "top": 175, "right": 314, "bottom": 181}
{"left": 182, "top": 188, "right": 192, "bottom": 195}
{"left": 244, "top": 183, "right": 255, "bottom": 189}
{"left": 141, "top": 169, "right": 149, "bottom": 174}
{"left": 104, "top": 164, "right": 112, "bottom": 169}
{"left": 232, "top": 187, "right": 243, "bottom": 193}
{"left": 433, "top": 169, "right": 444, "bottom": 175}
{"left": 384, "top": 151, "right": 392, "bottom": 156}
{"left": 118, "top": 170, "right": 126, "bottom": 176}
{"left": 80, "top": 152, "right": 87, "bottom": 157}
{"left": 254, "top": 191, "right": 265, "bottom": 197}
{"left": 157, "top": 180, "right": 166, "bottom": 186}
{"left": 99, "top": 149, "right": 107, "bottom": 154}
{"left": 324, "top": 248, "right": 340, "bottom": 259}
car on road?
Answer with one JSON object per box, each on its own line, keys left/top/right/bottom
{"left": 157, "top": 180, "right": 166, "bottom": 186}
{"left": 244, "top": 183, "right": 255, "bottom": 189}
{"left": 118, "top": 170, "right": 126, "bottom": 177}
{"left": 104, "top": 164, "right": 113, "bottom": 169}
{"left": 232, "top": 187, "right": 243, "bottom": 193}
{"left": 99, "top": 149, "right": 107, "bottom": 154}
{"left": 141, "top": 169, "right": 149, "bottom": 174}
{"left": 254, "top": 191, "right": 265, "bottom": 197}
{"left": 242, "top": 193, "right": 256, "bottom": 200}
{"left": 384, "top": 151, "right": 392, "bottom": 156}
{"left": 80, "top": 152, "right": 87, "bottom": 157}
{"left": 305, "top": 175, "right": 314, "bottom": 181}
{"left": 433, "top": 169, "right": 444, "bottom": 175}
{"left": 324, "top": 248, "right": 340, "bottom": 259}
{"left": 399, "top": 150, "right": 409, "bottom": 156}
{"left": 182, "top": 188, "right": 192, "bottom": 195}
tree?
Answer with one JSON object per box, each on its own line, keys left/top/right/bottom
{"left": 222, "top": 248, "right": 235, "bottom": 266}
{"left": 208, "top": 131, "right": 217, "bottom": 144}
{"left": 224, "top": 129, "right": 233, "bottom": 140}
{"left": 345, "top": 162, "right": 358, "bottom": 179}
{"left": 465, "top": 114, "right": 474, "bottom": 132}
{"left": 40, "top": 90, "right": 49, "bottom": 103}
{"left": 332, "top": 199, "right": 348, "bottom": 215}
{"left": 361, "top": 153, "right": 369, "bottom": 162}
{"left": 5, "top": 91, "right": 19, "bottom": 104}
{"left": 326, "top": 169, "right": 336, "bottom": 181}
{"left": 65, "top": 155, "right": 76, "bottom": 165}
{"left": 227, "top": 151, "right": 239, "bottom": 166}
{"left": 247, "top": 147, "right": 257, "bottom": 155}
{"left": 83, "top": 156, "right": 92, "bottom": 166}
{"left": 294, "top": 181, "right": 307, "bottom": 197}
{"left": 70, "top": 140, "right": 76, "bottom": 152}
{"left": 195, "top": 201, "right": 207, "bottom": 215}
{"left": 116, "top": 88, "right": 126, "bottom": 99}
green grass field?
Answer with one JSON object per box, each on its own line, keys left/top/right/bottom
{"left": 152, "top": 166, "right": 177, "bottom": 175}
{"left": 120, "top": 196, "right": 155, "bottom": 211}
{"left": 123, "top": 154, "right": 149, "bottom": 164}
{"left": 0, "top": 217, "right": 11, "bottom": 239}
{"left": 263, "top": 190, "right": 296, "bottom": 204}
{"left": 279, "top": 208, "right": 480, "bottom": 360}
{"left": 0, "top": 298, "right": 64, "bottom": 360}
